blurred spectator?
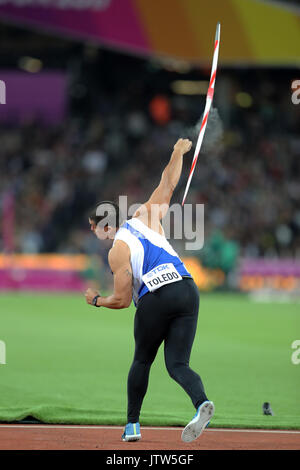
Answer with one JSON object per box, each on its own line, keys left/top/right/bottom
{"left": 0, "top": 67, "right": 299, "bottom": 262}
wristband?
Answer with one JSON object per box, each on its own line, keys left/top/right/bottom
{"left": 92, "top": 294, "right": 101, "bottom": 307}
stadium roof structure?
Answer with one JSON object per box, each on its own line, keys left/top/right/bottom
{"left": 0, "top": 0, "right": 299, "bottom": 66}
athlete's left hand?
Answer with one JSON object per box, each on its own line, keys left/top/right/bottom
{"left": 85, "top": 288, "right": 100, "bottom": 305}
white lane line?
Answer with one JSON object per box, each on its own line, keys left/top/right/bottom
{"left": 0, "top": 424, "right": 299, "bottom": 434}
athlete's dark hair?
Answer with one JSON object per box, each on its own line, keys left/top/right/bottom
{"left": 89, "top": 201, "right": 124, "bottom": 228}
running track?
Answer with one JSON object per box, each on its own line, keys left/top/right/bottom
{"left": 0, "top": 424, "right": 299, "bottom": 450}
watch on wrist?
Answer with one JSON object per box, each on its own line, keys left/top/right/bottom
{"left": 92, "top": 294, "right": 101, "bottom": 307}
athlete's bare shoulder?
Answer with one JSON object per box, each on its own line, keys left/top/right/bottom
{"left": 132, "top": 204, "right": 165, "bottom": 236}
{"left": 108, "top": 240, "right": 131, "bottom": 272}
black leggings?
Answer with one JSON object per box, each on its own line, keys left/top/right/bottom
{"left": 127, "top": 277, "right": 208, "bottom": 423}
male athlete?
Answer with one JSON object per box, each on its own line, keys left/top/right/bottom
{"left": 85, "top": 138, "right": 214, "bottom": 443}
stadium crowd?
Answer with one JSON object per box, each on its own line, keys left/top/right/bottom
{"left": 0, "top": 63, "right": 300, "bottom": 261}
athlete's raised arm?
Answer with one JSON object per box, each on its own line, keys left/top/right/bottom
{"left": 134, "top": 138, "right": 192, "bottom": 222}
{"left": 85, "top": 240, "right": 132, "bottom": 309}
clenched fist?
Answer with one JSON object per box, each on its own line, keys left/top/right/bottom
{"left": 173, "top": 138, "right": 192, "bottom": 155}
{"left": 85, "top": 288, "right": 100, "bottom": 305}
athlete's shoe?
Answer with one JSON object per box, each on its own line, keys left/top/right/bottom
{"left": 181, "top": 400, "right": 214, "bottom": 443}
{"left": 122, "top": 422, "right": 141, "bottom": 442}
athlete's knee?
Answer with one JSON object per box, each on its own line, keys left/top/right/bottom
{"left": 133, "top": 344, "right": 159, "bottom": 366}
{"left": 165, "top": 359, "right": 187, "bottom": 382}
{"left": 133, "top": 351, "right": 157, "bottom": 367}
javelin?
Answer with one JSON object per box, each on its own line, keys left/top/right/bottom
{"left": 182, "top": 22, "right": 221, "bottom": 206}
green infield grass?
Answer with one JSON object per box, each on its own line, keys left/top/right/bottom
{"left": 0, "top": 292, "right": 299, "bottom": 429}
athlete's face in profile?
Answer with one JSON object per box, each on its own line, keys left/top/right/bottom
{"left": 89, "top": 219, "right": 116, "bottom": 241}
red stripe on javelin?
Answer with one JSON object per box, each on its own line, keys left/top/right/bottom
{"left": 189, "top": 156, "right": 198, "bottom": 176}
{"left": 214, "top": 40, "right": 218, "bottom": 51}
{"left": 207, "top": 71, "right": 216, "bottom": 100}
{"left": 187, "top": 111, "right": 209, "bottom": 177}
{"left": 200, "top": 110, "right": 209, "bottom": 132}
{"left": 209, "top": 70, "right": 216, "bottom": 89}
